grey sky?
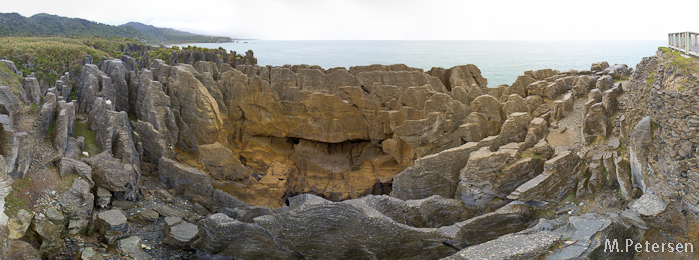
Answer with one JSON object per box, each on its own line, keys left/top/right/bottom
{"left": 2, "top": 0, "right": 694, "bottom": 40}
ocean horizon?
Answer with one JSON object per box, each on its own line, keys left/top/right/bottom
{"left": 173, "top": 40, "right": 666, "bottom": 86}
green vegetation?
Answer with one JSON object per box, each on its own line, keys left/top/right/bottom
{"left": 659, "top": 47, "right": 699, "bottom": 76}
{"left": 0, "top": 62, "right": 23, "bottom": 94}
{"left": 0, "top": 13, "right": 232, "bottom": 44}
{"left": 651, "top": 121, "right": 660, "bottom": 139}
{"left": 0, "top": 36, "right": 135, "bottom": 83}
{"left": 72, "top": 118, "right": 98, "bottom": 157}
{"left": 520, "top": 151, "right": 542, "bottom": 159}
{"left": 0, "top": 13, "right": 147, "bottom": 40}
{"left": 351, "top": 165, "right": 361, "bottom": 171}
{"left": 5, "top": 177, "right": 32, "bottom": 217}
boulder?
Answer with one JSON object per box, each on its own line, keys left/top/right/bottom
{"left": 58, "top": 157, "right": 93, "bottom": 186}
{"left": 135, "top": 70, "right": 178, "bottom": 154}
{"left": 604, "top": 64, "right": 631, "bottom": 79}
{"left": 58, "top": 179, "right": 94, "bottom": 219}
{"left": 5, "top": 240, "right": 41, "bottom": 260}
{"left": 102, "top": 59, "right": 130, "bottom": 112}
{"left": 596, "top": 75, "right": 614, "bottom": 92}
{"left": 502, "top": 94, "right": 529, "bottom": 116}
{"left": 494, "top": 112, "right": 532, "bottom": 148}
{"left": 83, "top": 151, "right": 139, "bottom": 201}
{"left": 21, "top": 77, "right": 41, "bottom": 105}
{"left": 27, "top": 215, "right": 65, "bottom": 257}
{"left": 198, "top": 142, "right": 251, "bottom": 181}
{"left": 164, "top": 222, "right": 199, "bottom": 248}
{"left": 96, "top": 209, "right": 129, "bottom": 244}
{"left": 591, "top": 61, "right": 610, "bottom": 72}
{"left": 118, "top": 236, "right": 152, "bottom": 260}
{"left": 96, "top": 187, "right": 112, "bottom": 208}
{"left": 129, "top": 209, "right": 159, "bottom": 225}
{"left": 88, "top": 98, "right": 140, "bottom": 166}
{"left": 629, "top": 116, "right": 651, "bottom": 192}
{"left": 630, "top": 194, "right": 667, "bottom": 217}
{"left": 510, "top": 75, "right": 537, "bottom": 97}
{"left": 572, "top": 75, "right": 596, "bottom": 97}
{"left": 7, "top": 209, "right": 33, "bottom": 239}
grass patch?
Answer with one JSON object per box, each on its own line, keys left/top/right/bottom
{"left": 651, "top": 121, "right": 660, "bottom": 139}
{"left": 72, "top": 118, "right": 98, "bottom": 157}
{"left": 128, "top": 114, "right": 137, "bottom": 122}
{"left": 47, "top": 119, "right": 56, "bottom": 137}
{"left": 5, "top": 177, "right": 32, "bottom": 217}
{"left": 351, "top": 165, "right": 361, "bottom": 171}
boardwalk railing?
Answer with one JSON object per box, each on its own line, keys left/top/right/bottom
{"left": 669, "top": 31, "right": 699, "bottom": 57}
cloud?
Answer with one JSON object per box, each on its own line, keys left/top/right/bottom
{"left": 1, "top": 0, "right": 692, "bottom": 40}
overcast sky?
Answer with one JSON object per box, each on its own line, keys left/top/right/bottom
{"left": 2, "top": 0, "right": 693, "bottom": 40}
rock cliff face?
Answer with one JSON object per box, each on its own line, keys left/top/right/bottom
{"left": 6, "top": 45, "right": 698, "bottom": 259}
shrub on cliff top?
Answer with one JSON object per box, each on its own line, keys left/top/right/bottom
{"left": 0, "top": 37, "right": 137, "bottom": 83}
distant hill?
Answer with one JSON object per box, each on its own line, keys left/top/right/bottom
{"left": 121, "top": 22, "right": 232, "bottom": 44}
{"left": 0, "top": 13, "right": 232, "bottom": 44}
{"left": 0, "top": 13, "right": 147, "bottom": 39}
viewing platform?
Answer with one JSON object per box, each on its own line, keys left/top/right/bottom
{"left": 669, "top": 31, "right": 699, "bottom": 57}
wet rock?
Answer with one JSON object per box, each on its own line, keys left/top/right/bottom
{"left": 118, "top": 236, "right": 152, "bottom": 260}
{"left": 164, "top": 222, "right": 199, "bottom": 248}
{"left": 630, "top": 194, "right": 667, "bottom": 216}
{"left": 129, "top": 209, "right": 159, "bottom": 225}
{"left": 96, "top": 209, "right": 129, "bottom": 244}
{"left": 629, "top": 116, "right": 651, "bottom": 192}
{"left": 7, "top": 209, "right": 33, "bottom": 239}
{"left": 83, "top": 151, "right": 139, "bottom": 201}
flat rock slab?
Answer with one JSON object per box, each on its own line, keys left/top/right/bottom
{"left": 165, "top": 222, "right": 199, "bottom": 247}
{"left": 442, "top": 231, "right": 562, "bottom": 260}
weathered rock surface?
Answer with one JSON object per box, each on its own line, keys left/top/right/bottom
{"left": 96, "top": 209, "right": 129, "bottom": 244}
{"left": 58, "top": 179, "right": 94, "bottom": 219}
{"left": 27, "top": 215, "right": 65, "bottom": 257}
{"left": 508, "top": 151, "right": 581, "bottom": 202}
{"left": 118, "top": 236, "right": 152, "bottom": 260}
{"left": 629, "top": 116, "right": 651, "bottom": 192}
{"left": 83, "top": 151, "right": 139, "bottom": 200}
{"left": 630, "top": 193, "right": 667, "bottom": 216}
{"left": 392, "top": 142, "right": 480, "bottom": 200}
{"left": 582, "top": 103, "right": 610, "bottom": 145}
{"left": 7, "top": 209, "right": 33, "bottom": 239}
{"left": 164, "top": 221, "right": 199, "bottom": 247}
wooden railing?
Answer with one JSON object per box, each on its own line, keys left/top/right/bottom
{"left": 669, "top": 32, "right": 699, "bottom": 57}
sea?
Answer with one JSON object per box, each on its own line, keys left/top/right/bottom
{"left": 172, "top": 40, "right": 666, "bottom": 86}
